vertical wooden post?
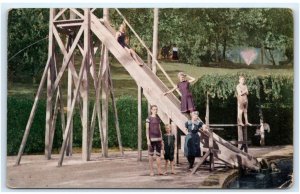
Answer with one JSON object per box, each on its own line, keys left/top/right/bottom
{"left": 82, "top": 8, "right": 91, "bottom": 161}
{"left": 45, "top": 8, "right": 56, "bottom": 160}
{"left": 137, "top": 86, "right": 143, "bottom": 161}
{"left": 107, "top": 67, "right": 123, "bottom": 156}
{"left": 147, "top": 52, "right": 151, "bottom": 114}
{"left": 205, "top": 92, "right": 209, "bottom": 124}
{"left": 238, "top": 125, "right": 243, "bottom": 149}
{"left": 171, "top": 122, "right": 178, "bottom": 164}
{"left": 152, "top": 8, "right": 159, "bottom": 74}
{"left": 206, "top": 93, "right": 214, "bottom": 171}
{"left": 102, "top": 8, "right": 109, "bottom": 157}
{"left": 261, "top": 44, "right": 264, "bottom": 65}
{"left": 244, "top": 126, "right": 248, "bottom": 153}
{"left": 66, "top": 9, "right": 76, "bottom": 156}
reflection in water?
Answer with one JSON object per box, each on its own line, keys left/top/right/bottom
{"left": 226, "top": 159, "right": 293, "bottom": 189}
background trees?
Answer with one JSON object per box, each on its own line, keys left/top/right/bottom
{"left": 8, "top": 8, "right": 293, "bottom": 82}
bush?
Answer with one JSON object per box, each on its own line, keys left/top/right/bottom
{"left": 7, "top": 73, "right": 293, "bottom": 155}
{"left": 7, "top": 96, "right": 150, "bottom": 155}
{"left": 191, "top": 73, "right": 293, "bottom": 146}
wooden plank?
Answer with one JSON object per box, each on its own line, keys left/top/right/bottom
{"left": 101, "top": 49, "right": 109, "bottom": 157}
{"left": 151, "top": 8, "right": 159, "bottom": 74}
{"left": 171, "top": 122, "right": 178, "bottom": 164}
{"left": 70, "top": 8, "right": 84, "bottom": 19}
{"left": 190, "top": 151, "right": 210, "bottom": 174}
{"left": 209, "top": 124, "right": 261, "bottom": 127}
{"left": 15, "top": 57, "right": 51, "bottom": 165}
{"left": 56, "top": 23, "right": 83, "bottom": 28}
{"left": 108, "top": 67, "right": 124, "bottom": 156}
{"left": 82, "top": 8, "right": 90, "bottom": 161}
{"left": 66, "top": 10, "right": 76, "bottom": 156}
{"left": 53, "top": 8, "right": 68, "bottom": 21}
{"left": 96, "top": 44, "right": 105, "bottom": 155}
{"left": 137, "top": 85, "right": 142, "bottom": 161}
{"left": 45, "top": 9, "right": 56, "bottom": 160}
{"left": 49, "top": 89, "right": 59, "bottom": 154}
{"left": 101, "top": 8, "right": 109, "bottom": 158}
{"left": 45, "top": 58, "right": 53, "bottom": 159}
{"left": 53, "top": 19, "right": 83, "bottom": 24}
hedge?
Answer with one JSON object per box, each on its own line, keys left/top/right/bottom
{"left": 7, "top": 74, "right": 293, "bottom": 155}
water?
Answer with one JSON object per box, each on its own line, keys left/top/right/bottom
{"left": 226, "top": 159, "right": 293, "bottom": 189}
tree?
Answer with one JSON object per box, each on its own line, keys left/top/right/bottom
{"left": 8, "top": 9, "right": 49, "bottom": 83}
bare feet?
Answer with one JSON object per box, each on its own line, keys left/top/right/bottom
{"left": 171, "top": 171, "right": 176, "bottom": 175}
{"left": 150, "top": 172, "right": 154, "bottom": 176}
{"left": 160, "top": 171, "right": 167, "bottom": 176}
{"left": 245, "top": 122, "right": 252, "bottom": 126}
{"left": 238, "top": 122, "right": 244, "bottom": 127}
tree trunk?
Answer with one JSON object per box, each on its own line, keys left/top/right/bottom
{"left": 268, "top": 49, "right": 276, "bottom": 66}
{"left": 215, "top": 34, "right": 219, "bottom": 62}
{"left": 152, "top": 8, "right": 159, "bottom": 74}
{"left": 222, "top": 37, "right": 227, "bottom": 61}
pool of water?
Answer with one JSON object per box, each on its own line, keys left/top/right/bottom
{"left": 225, "top": 158, "right": 293, "bottom": 189}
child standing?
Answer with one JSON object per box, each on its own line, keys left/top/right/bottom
{"left": 163, "top": 124, "right": 176, "bottom": 175}
{"left": 146, "top": 105, "right": 163, "bottom": 176}
{"left": 236, "top": 75, "right": 252, "bottom": 126}
{"left": 164, "top": 72, "right": 196, "bottom": 114}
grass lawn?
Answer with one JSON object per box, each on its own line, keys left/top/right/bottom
{"left": 8, "top": 61, "right": 293, "bottom": 99}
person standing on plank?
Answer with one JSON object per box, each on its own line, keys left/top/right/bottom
{"left": 236, "top": 75, "right": 252, "bottom": 126}
{"left": 163, "top": 72, "right": 196, "bottom": 116}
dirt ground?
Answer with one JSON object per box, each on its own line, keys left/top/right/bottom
{"left": 6, "top": 145, "right": 293, "bottom": 189}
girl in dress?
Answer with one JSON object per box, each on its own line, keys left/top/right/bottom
{"left": 146, "top": 105, "right": 163, "bottom": 176}
{"left": 184, "top": 111, "right": 203, "bottom": 169}
{"left": 164, "top": 72, "right": 196, "bottom": 114}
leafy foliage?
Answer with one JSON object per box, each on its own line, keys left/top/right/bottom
{"left": 8, "top": 9, "right": 49, "bottom": 83}
{"left": 191, "top": 73, "right": 293, "bottom": 104}
{"left": 7, "top": 96, "right": 150, "bottom": 155}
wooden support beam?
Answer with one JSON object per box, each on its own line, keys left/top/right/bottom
{"left": 101, "top": 8, "right": 109, "bottom": 158}
{"left": 45, "top": 9, "right": 56, "bottom": 160}
{"left": 209, "top": 124, "right": 261, "bottom": 127}
{"left": 66, "top": 9, "right": 76, "bottom": 156}
{"left": 58, "top": 53, "right": 87, "bottom": 167}
{"left": 137, "top": 85, "right": 142, "bottom": 161}
{"left": 81, "top": 8, "right": 91, "bottom": 161}
{"left": 101, "top": 50, "right": 109, "bottom": 158}
{"left": 53, "top": 19, "right": 84, "bottom": 25}
{"left": 15, "top": 57, "right": 51, "bottom": 165}
{"left": 190, "top": 151, "right": 210, "bottom": 175}
{"left": 52, "top": 25, "right": 84, "bottom": 96}
{"left": 152, "top": 8, "right": 159, "bottom": 74}
{"left": 108, "top": 66, "right": 124, "bottom": 156}
{"left": 49, "top": 90, "right": 60, "bottom": 154}
{"left": 53, "top": 8, "right": 68, "bottom": 21}
{"left": 171, "top": 122, "right": 178, "bottom": 165}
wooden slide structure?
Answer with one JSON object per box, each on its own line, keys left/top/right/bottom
{"left": 15, "top": 9, "right": 261, "bottom": 171}
{"left": 89, "top": 13, "right": 260, "bottom": 171}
